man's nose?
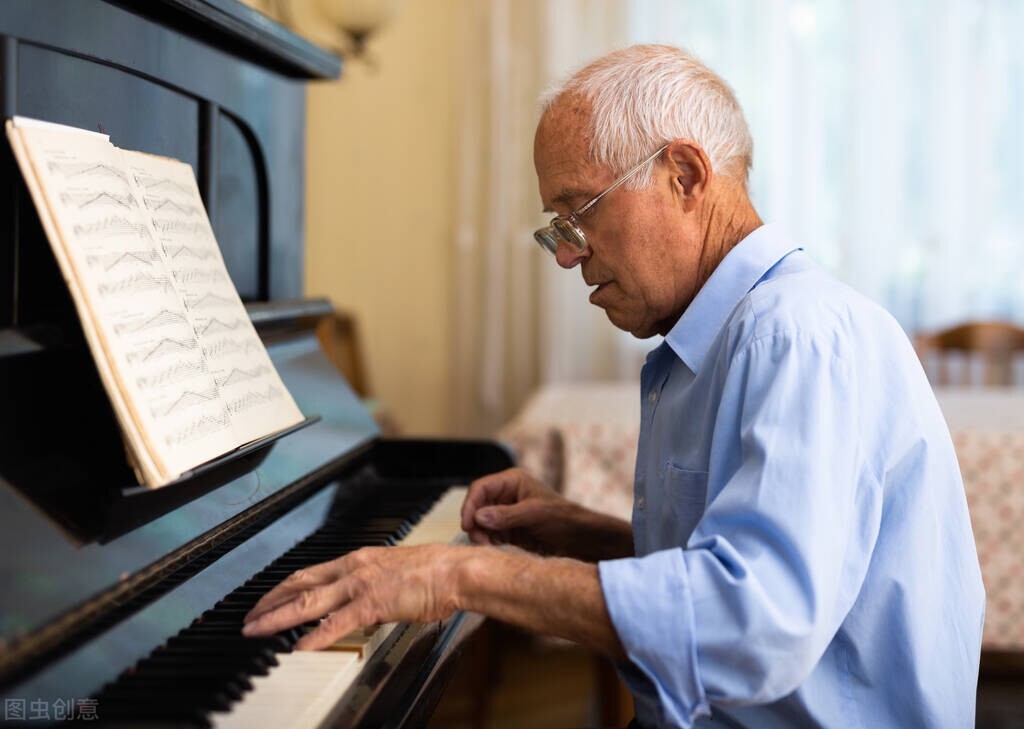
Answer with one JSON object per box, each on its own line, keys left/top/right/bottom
{"left": 555, "top": 242, "right": 589, "bottom": 269}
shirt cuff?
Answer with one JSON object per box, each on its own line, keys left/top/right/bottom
{"left": 599, "top": 549, "right": 710, "bottom": 728}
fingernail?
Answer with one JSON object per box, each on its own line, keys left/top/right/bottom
{"left": 476, "top": 509, "right": 494, "bottom": 527}
{"left": 241, "top": 621, "right": 257, "bottom": 636}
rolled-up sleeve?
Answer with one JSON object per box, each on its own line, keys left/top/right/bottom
{"left": 600, "top": 550, "right": 710, "bottom": 727}
{"left": 599, "top": 329, "right": 884, "bottom": 727}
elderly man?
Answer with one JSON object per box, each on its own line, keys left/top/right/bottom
{"left": 243, "top": 45, "right": 984, "bottom": 728}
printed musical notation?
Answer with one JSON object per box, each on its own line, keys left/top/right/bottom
{"left": 48, "top": 159, "right": 129, "bottom": 184}
{"left": 73, "top": 215, "right": 152, "bottom": 241}
{"left": 215, "top": 365, "right": 270, "bottom": 388}
{"left": 114, "top": 309, "right": 188, "bottom": 335}
{"left": 172, "top": 268, "right": 226, "bottom": 286}
{"left": 153, "top": 387, "right": 220, "bottom": 418}
{"left": 10, "top": 118, "right": 303, "bottom": 487}
{"left": 164, "top": 412, "right": 232, "bottom": 447}
{"left": 61, "top": 190, "right": 137, "bottom": 211}
{"left": 153, "top": 219, "right": 209, "bottom": 237}
{"left": 136, "top": 358, "right": 209, "bottom": 390}
{"left": 196, "top": 317, "right": 247, "bottom": 336}
{"left": 97, "top": 272, "right": 173, "bottom": 296}
{"left": 186, "top": 293, "right": 234, "bottom": 311}
{"left": 86, "top": 249, "right": 161, "bottom": 271}
{"left": 201, "top": 337, "right": 263, "bottom": 360}
{"left": 144, "top": 196, "right": 201, "bottom": 216}
{"left": 133, "top": 172, "right": 191, "bottom": 196}
{"left": 126, "top": 337, "right": 199, "bottom": 364}
{"left": 163, "top": 244, "right": 215, "bottom": 262}
{"left": 226, "top": 386, "right": 283, "bottom": 415}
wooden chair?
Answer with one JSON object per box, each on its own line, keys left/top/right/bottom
{"left": 316, "top": 310, "right": 400, "bottom": 434}
{"left": 316, "top": 310, "right": 370, "bottom": 397}
{"left": 914, "top": 321, "right": 1024, "bottom": 386}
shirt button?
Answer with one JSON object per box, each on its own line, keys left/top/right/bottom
{"left": 647, "top": 390, "right": 658, "bottom": 404}
{"left": 637, "top": 496, "right": 646, "bottom": 509}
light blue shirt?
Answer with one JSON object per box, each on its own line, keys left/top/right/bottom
{"left": 598, "top": 224, "right": 985, "bottom": 729}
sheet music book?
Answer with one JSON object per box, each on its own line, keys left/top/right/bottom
{"left": 6, "top": 117, "right": 305, "bottom": 489}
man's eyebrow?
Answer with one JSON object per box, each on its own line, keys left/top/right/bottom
{"left": 549, "top": 188, "right": 593, "bottom": 211}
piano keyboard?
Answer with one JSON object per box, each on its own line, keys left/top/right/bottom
{"left": 94, "top": 486, "right": 468, "bottom": 729}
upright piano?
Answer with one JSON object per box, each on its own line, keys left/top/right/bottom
{"left": 0, "top": 2, "right": 511, "bottom": 726}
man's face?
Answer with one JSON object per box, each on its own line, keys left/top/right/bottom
{"left": 533, "top": 102, "right": 707, "bottom": 339}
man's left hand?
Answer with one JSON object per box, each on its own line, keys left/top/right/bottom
{"left": 241, "top": 544, "right": 469, "bottom": 650}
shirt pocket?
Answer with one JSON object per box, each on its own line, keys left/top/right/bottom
{"left": 663, "top": 464, "right": 709, "bottom": 544}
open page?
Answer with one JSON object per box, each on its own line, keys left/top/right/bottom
{"left": 7, "top": 118, "right": 304, "bottom": 488}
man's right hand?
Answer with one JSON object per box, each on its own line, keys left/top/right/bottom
{"left": 460, "top": 467, "right": 585, "bottom": 556}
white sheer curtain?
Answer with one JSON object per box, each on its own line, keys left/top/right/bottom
{"left": 453, "top": 0, "right": 1024, "bottom": 435}
{"left": 452, "top": 0, "right": 635, "bottom": 436}
{"left": 626, "top": 0, "right": 1024, "bottom": 333}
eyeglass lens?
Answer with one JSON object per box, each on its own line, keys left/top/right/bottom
{"left": 534, "top": 227, "right": 561, "bottom": 254}
{"left": 552, "top": 218, "right": 586, "bottom": 251}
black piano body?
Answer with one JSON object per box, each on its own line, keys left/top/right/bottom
{"left": 0, "top": 2, "right": 511, "bottom": 725}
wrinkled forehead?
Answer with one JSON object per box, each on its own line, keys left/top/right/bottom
{"left": 534, "top": 96, "right": 609, "bottom": 206}
{"left": 534, "top": 94, "right": 591, "bottom": 165}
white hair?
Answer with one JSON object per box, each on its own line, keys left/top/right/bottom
{"left": 540, "top": 44, "right": 753, "bottom": 187}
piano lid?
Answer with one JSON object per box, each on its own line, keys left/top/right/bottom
{"left": 117, "top": 0, "right": 342, "bottom": 79}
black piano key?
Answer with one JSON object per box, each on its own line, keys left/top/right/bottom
{"left": 127, "top": 665, "right": 254, "bottom": 690}
{"left": 137, "top": 653, "right": 275, "bottom": 675}
{"left": 165, "top": 635, "right": 291, "bottom": 653}
{"left": 213, "top": 600, "right": 259, "bottom": 612}
{"left": 292, "top": 536, "right": 396, "bottom": 547}
{"left": 218, "top": 589, "right": 266, "bottom": 597}
{"left": 270, "top": 551, "right": 353, "bottom": 561}
{"left": 190, "top": 619, "right": 246, "bottom": 630}
{"left": 95, "top": 701, "right": 214, "bottom": 727}
{"left": 156, "top": 646, "right": 279, "bottom": 667}
{"left": 188, "top": 618, "right": 258, "bottom": 630}
{"left": 125, "top": 667, "right": 253, "bottom": 692}
{"left": 108, "top": 676, "right": 247, "bottom": 702}
{"left": 99, "top": 690, "right": 234, "bottom": 713}
{"left": 200, "top": 606, "right": 256, "bottom": 616}
{"left": 95, "top": 485, "right": 449, "bottom": 725}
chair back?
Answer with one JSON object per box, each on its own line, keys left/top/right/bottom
{"left": 316, "top": 310, "right": 370, "bottom": 397}
{"left": 915, "top": 321, "right": 1024, "bottom": 386}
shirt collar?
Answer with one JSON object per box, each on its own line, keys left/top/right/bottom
{"left": 664, "top": 223, "right": 802, "bottom": 373}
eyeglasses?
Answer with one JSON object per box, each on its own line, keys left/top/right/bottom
{"left": 534, "top": 144, "right": 668, "bottom": 256}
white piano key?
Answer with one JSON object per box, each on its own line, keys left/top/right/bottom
{"left": 327, "top": 622, "right": 399, "bottom": 658}
{"left": 400, "top": 486, "right": 467, "bottom": 546}
{"left": 212, "top": 486, "right": 469, "bottom": 729}
{"left": 211, "top": 651, "right": 361, "bottom": 729}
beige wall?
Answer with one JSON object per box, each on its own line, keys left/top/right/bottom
{"left": 303, "top": 1, "right": 460, "bottom": 436}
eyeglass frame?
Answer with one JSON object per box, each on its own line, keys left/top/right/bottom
{"left": 534, "top": 143, "right": 669, "bottom": 256}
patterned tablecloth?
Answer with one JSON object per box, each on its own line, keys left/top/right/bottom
{"left": 499, "top": 383, "right": 1024, "bottom": 650}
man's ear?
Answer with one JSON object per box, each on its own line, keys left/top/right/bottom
{"left": 667, "top": 140, "right": 712, "bottom": 209}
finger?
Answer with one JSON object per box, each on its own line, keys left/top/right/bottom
{"left": 246, "top": 584, "right": 311, "bottom": 625}
{"left": 295, "top": 607, "right": 363, "bottom": 651}
{"left": 474, "top": 500, "right": 541, "bottom": 531}
{"left": 245, "top": 568, "right": 336, "bottom": 623}
{"left": 466, "top": 527, "right": 495, "bottom": 546}
{"left": 243, "top": 581, "right": 351, "bottom": 637}
{"left": 461, "top": 469, "right": 522, "bottom": 531}
{"left": 245, "top": 556, "right": 355, "bottom": 622}
{"left": 461, "top": 474, "right": 510, "bottom": 529}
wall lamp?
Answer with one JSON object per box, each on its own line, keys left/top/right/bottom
{"left": 269, "top": 0, "right": 403, "bottom": 62}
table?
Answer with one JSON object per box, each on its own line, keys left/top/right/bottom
{"left": 498, "top": 383, "right": 1024, "bottom": 650}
